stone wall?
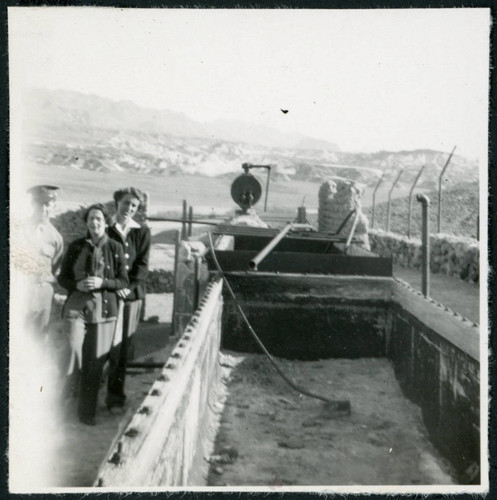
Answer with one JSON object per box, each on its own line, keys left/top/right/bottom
{"left": 318, "top": 177, "right": 370, "bottom": 249}
{"left": 369, "top": 229, "right": 479, "bottom": 283}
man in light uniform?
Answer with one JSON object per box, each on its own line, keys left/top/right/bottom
{"left": 23, "top": 185, "right": 64, "bottom": 339}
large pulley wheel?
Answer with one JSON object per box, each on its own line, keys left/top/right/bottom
{"left": 231, "top": 173, "right": 262, "bottom": 210}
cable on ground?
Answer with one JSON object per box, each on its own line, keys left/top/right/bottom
{"left": 207, "top": 231, "right": 351, "bottom": 412}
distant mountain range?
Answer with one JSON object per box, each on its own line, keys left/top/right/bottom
{"left": 21, "top": 88, "right": 479, "bottom": 190}
{"left": 22, "top": 88, "right": 340, "bottom": 151}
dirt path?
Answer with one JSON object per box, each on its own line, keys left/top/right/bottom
{"left": 207, "top": 352, "right": 455, "bottom": 487}
{"left": 46, "top": 294, "right": 174, "bottom": 487}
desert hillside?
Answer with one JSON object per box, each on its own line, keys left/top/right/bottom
{"left": 369, "top": 180, "right": 479, "bottom": 238}
{"left": 22, "top": 89, "right": 478, "bottom": 192}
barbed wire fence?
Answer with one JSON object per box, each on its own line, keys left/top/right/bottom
{"left": 368, "top": 147, "right": 478, "bottom": 241}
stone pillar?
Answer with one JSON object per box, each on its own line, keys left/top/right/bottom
{"left": 318, "top": 177, "right": 370, "bottom": 249}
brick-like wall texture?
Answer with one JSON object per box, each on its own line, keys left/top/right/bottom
{"left": 369, "top": 229, "right": 479, "bottom": 283}
{"left": 95, "top": 278, "right": 224, "bottom": 487}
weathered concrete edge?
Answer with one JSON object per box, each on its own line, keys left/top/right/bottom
{"left": 391, "top": 279, "right": 479, "bottom": 362}
{"left": 94, "top": 278, "right": 223, "bottom": 487}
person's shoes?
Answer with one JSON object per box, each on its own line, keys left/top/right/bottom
{"left": 79, "top": 414, "right": 96, "bottom": 426}
{"left": 106, "top": 394, "right": 126, "bottom": 412}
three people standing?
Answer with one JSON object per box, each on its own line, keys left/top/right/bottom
{"left": 54, "top": 188, "right": 150, "bottom": 425}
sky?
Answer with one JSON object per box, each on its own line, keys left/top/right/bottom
{"left": 8, "top": 7, "right": 490, "bottom": 162}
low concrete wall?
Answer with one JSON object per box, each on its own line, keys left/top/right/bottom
{"left": 220, "top": 273, "right": 480, "bottom": 483}
{"left": 95, "top": 278, "right": 224, "bottom": 488}
{"left": 95, "top": 272, "right": 480, "bottom": 486}
{"left": 369, "top": 229, "right": 479, "bottom": 283}
{"left": 389, "top": 280, "right": 480, "bottom": 482}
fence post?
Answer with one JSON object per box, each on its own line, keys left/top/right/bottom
{"left": 371, "top": 172, "right": 385, "bottom": 229}
{"left": 417, "top": 194, "right": 431, "bottom": 298}
{"left": 386, "top": 169, "right": 404, "bottom": 233}
{"left": 437, "top": 145, "right": 456, "bottom": 233}
{"left": 407, "top": 165, "right": 425, "bottom": 239}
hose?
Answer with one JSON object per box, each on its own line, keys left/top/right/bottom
{"left": 207, "top": 231, "right": 350, "bottom": 410}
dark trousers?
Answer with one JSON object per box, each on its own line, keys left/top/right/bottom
{"left": 62, "top": 314, "right": 116, "bottom": 420}
{"left": 107, "top": 300, "right": 142, "bottom": 406}
{"left": 78, "top": 325, "right": 109, "bottom": 420}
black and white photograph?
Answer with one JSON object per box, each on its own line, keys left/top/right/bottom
{"left": 7, "top": 6, "right": 490, "bottom": 494}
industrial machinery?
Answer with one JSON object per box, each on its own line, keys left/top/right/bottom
{"left": 230, "top": 163, "right": 271, "bottom": 212}
{"left": 207, "top": 164, "right": 392, "bottom": 276}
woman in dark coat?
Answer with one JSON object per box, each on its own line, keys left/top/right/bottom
{"left": 58, "top": 204, "right": 128, "bottom": 425}
{"left": 106, "top": 187, "right": 151, "bottom": 411}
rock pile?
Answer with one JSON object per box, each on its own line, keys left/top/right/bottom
{"left": 318, "top": 177, "right": 370, "bottom": 249}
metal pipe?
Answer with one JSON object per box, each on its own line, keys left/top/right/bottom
{"left": 147, "top": 216, "right": 219, "bottom": 226}
{"left": 417, "top": 194, "right": 431, "bottom": 298}
{"left": 437, "top": 145, "right": 457, "bottom": 233}
{"left": 344, "top": 209, "right": 361, "bottom": 254}
{"left": 386, "top": 169, "right": 404, "bottom": 233}
{"left": 187, "top": 206, "right": 193, "bottom": 237}
{"left": 249, "top": 223, "right": 293, "bottom": 271}
{"left": 371, "top": 172, "right": 385, "bottom": 229}
{"left": 336, "top": 208, "right": 356, "bottom": 235}
{"left": 264, "top": 166, "right": 271, "bottom": 212}
{"left": 181, "top": 200, "right": 187, "bottom": 241}
{"left": 407, "top": 165, "right": 425, "bottom": 239}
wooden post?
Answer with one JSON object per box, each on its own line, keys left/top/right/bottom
{"left": 171, "top": 229, "right": 181, "bottom": 337}
{"left": 297, "top": 206, "right": 307, "bottom": 224}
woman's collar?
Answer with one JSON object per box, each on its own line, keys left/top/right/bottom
{"left": 86, "top": 233, "right": 109, "bottom": 247}
{"left": 112, "top": 215, "right": 141, "bottom": 230}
